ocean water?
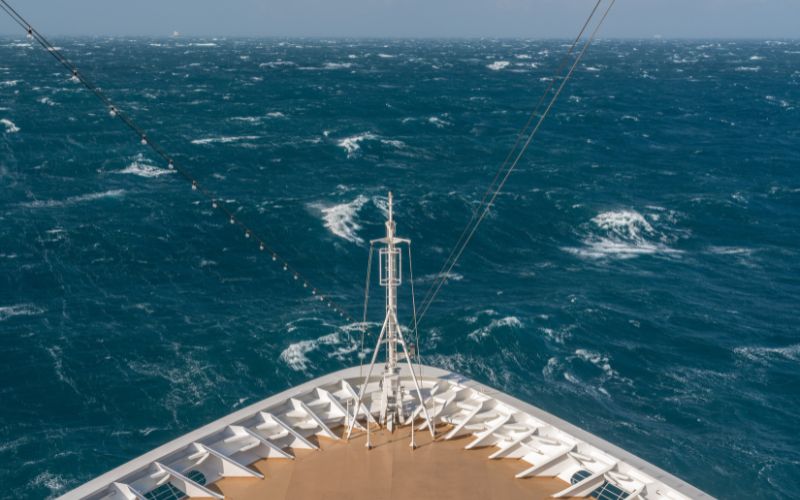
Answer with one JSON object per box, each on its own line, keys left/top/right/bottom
{"left": 1, "top": 37, "right": 798, "bottom": 498}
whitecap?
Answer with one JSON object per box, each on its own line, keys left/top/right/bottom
{"left": 487, "top": 61, "right": 510, "bottom": 71}
{"left": 428, "top": 116, "right": 451, "bottom": 128}
{"left": 734, "top": 344, "right": 800, "bottom": 363}
{"left": 564, "top": 209, "right": 682, "bottom": 260}
{"left": 418, "top": 271, "right": 463, "bottom": 283}
{"left": 574, "top": 349, "right": 616, "bottom": 379}
{"left": 337, "top": 132, "right": 376, "bottom": 157}
{"left": 32, "top": 471, "right": 67, "bottom": 496}
{"left": 20, "top": 189, "right": 125, "bottom": 209}
{"left": 1, "top": 79, "right": 20, "bottom": 87}
{"left": 734, "top": 66, "right": 760, "bottom": 72}
{"left": 0, "top": 304, "right": 45, "bottom": 321}
{"left": 191, "top": 135, "right": 259, "bottom": 145}
{"left": 1, "top": 118, "right": 20, "bottom": 133}
{"left": 707, "top": 246, "right": 753, "bottom": 256}
{"left": 266, "top": 111, "right": 286, "bottom": 118}
{"left": 749, "top": 55, "right": 764, "bottom": 61}
{"left": 229, "top": 116, "right": 261, "bottom": 123}
{"left": 38, "top": 96, "right": 56, "bottom": 106}
{"left": 259, "top": 60, "right": 296, "bottom": 68}
{"left": 280, "top": 329, "right": 358, "bottom": 371}
{"left": 468, "top": 316, "right": 522, "bottom": 342}
{"left": 377, "top": 53, "right": 395, "bottom": 59}
{"left": 114, "top": 154, "right": 173, "bottom": 178}
{"left": 312, "top": 195, "right": 369, "bottom": 244}
{"left": 190, "top": 42, "right": 218, "bottom": 47}
{"left": 323, "top": 62, "right": 353, "bottom": 70}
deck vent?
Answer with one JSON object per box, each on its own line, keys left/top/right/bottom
{"left": 143, "top": 482, "right": 184, "bottom": 500}
{"left": 185, "top": 470, "right": 207, "bottom": 485}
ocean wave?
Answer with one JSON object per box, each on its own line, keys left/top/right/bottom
{"left": 38, "top": 97, "right": 57, "bottom": 106}
{"left": 336, "top": 132, "right": 404, "bottom": 158}
{"left": 468, "top": 316, "right": 522, "bottom": 342}
{"left": 428, "top": 116, "right": 451, "bottom": 128}
{"left": 229, "top": 116, "right": 261, "bottom": 123}
{"left": 20, "top": 189, "right": 126, "bottom": 209}
{"left": 280, "top": 329, "right": 358, "bottom": 371}
{"left": 338, "top": 132, "right": 377, "bottom": 157}
{"left": 707, "top": 246, "right": 754, "bottom": 256}
{"left": 487, "top": 61, "right": 510, "bottom": 71}
{"left": 735, "top": 66, "right": 760, "bottom": 72}
{"left": 114, "top": 154, "right": 174, "bottom": 178}
{"left": 564, "top": 209, "right": 682, "bottom": 260}
{"left": 1, "top": 79, "right": 20, "bottom": 87}
{"left": 266, "top": 111, "right": 286, "bottom": 118}
{"left": 323, "top": 62, "right": 353, "bottom": 70}
{"left": 31, "top": 471, "right": 67, "bottom": 496}
{"left": 312, "top": 194, "right": 369, "bottom": 244}
{"left": 0, "top": 303, "right": 45, "bottom": 321}
{"left": 418, "top": 271, "right": 463, "bottom": 283}
{"left": 1, "top": 118, "right": 20, "bottom": 133}
{"left": 543, "top": 349, "right": 627, "bottom": 397}
{"left": 191, "top": 135, "right": 259, "bottom": 145}
{"left": 734, "top": 344, "right": 800, "bottom": 364}
{"left": 259, "top": 60, "right": 296, "bottom": 68}
{"left": 377, "top": 53, "right": 396, "bottom": 59}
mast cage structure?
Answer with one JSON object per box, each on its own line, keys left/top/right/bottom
{"left": 346, "top": 192, "right": 435, "bottom": 447}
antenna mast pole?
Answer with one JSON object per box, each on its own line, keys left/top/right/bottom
{"left": 346, "top": 192, "right": 435, "bottom": 442}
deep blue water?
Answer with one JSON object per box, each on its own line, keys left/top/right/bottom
{"left": 1, "top": 37, "right": 799, "bottom": 498}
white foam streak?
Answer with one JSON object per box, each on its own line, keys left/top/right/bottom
{"left": 191, "top": 135, "right": 259, "bottom": 145}
{"left": 20, "top": 189, "right": 125, "bottom": 209}
{"left": 735, "top": 344, "right": 800, "bottom": 363}
{"left": 0, "top": 304, "right": 44, "bottom": 321}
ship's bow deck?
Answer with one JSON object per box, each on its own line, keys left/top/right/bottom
{"left": 213, "top": 424, "right": 568, "bottom": 500}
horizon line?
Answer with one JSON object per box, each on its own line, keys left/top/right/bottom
{"left": 1, "top": 33, "right": 799, "bottom": 41}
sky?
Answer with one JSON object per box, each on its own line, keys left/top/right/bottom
{"left": 0, "top": 0, "right": 798, "bottom": 38}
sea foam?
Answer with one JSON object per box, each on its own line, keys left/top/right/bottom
{"left": 20, "top": 189, "right": 125, "bottom": 209}
{"left": 313, "top": 195, "right": 369, "bottom": 244}
{"left": 191, "top": 135, "right": 259, "bottom": 145}
{"left": 1, "top": 118, "right": 20, "bottom": 133}
{"left": 564, "top": 209, "right": 682, "bottom": 260}
{"left": 113, "top": 154, "right": 174, "bottom": 178}
{"left": 0, "top": 304, "right": 44, "bottom": 321}
{"left": 487, "top": 61, "right": 510, "bottom": 71}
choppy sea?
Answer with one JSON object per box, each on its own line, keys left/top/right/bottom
{"left": 1, "top": 37, "right": 798, "bottom": 498}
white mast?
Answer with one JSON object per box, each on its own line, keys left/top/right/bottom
{"left": 346, "top": 192, "right": 434, "bottom": 444}
{"left": 379, "top": 192, "right": 402, "bottom": 429}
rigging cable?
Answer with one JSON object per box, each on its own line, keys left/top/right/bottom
{"left": 0, "top": 0, "right": 357, "bottom": 325}
{"left": 359, "top": 242, "right": 375, "bottom": 377}
{"left": 415, "top": 0, "right": 604, "bottom": 316}
{"left": 415, "top": 0, "right": 616, "bottom": 325}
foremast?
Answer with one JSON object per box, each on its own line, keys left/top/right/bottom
{"left": 346, "top": 192, "right": 434, "bottom": 446}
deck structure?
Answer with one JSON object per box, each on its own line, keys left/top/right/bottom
{"left": 58, "top": 364, "right": 712, "bottom": 500}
